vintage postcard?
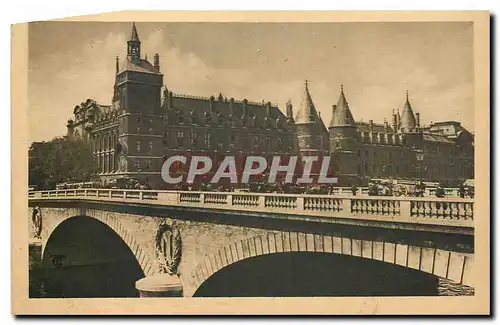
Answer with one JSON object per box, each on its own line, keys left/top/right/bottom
{"left": 12, "top": 11, "right": 490, "bottom": 315}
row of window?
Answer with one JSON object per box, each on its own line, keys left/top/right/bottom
{"left": 95, "top": 153, "right": 154, "bottom": 173}
{"left": 95, "top": 153, "right": 117, "bottom": 174}
{"left": 163, "top": 111, "right": 287, "bottom": 130}
{"left": 136, "top": 140, "right": 154, "bottom": 154}
{"left": 162, "top": 131, "right": 293, "bottom": 152}
{"left": 135, "top": 117, "right": 154, "bottom": 134}
{"left": 133, "top": 159, "right": 153, "bottom": 172}
{"left": 93, "top": 132, "right": 118, "bottom": 152}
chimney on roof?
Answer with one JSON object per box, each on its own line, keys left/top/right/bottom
{"left": 209, "top": 95, "right": 215, "bottom": 112}
{"left": 286, "top": 100, "right": 294, "bottom": 123}
{"left": 168, "top": 91, "right": 173, "bottom": 110}
{"left": 66, "top": 119, "right": 75, "bottom": 139}
{"left": 242, "top": 98, "right": 248, "bottom": 116}
{"left": 153, "top": 53, "right": 160, "bottom": 72}
{"left": 392, "top": 110, "right": 398, "bottom": 132}
{"left": 229, "top": 98, "right": 235, "bottom": 116}
{"left": 384, "top": 118, "right": 389, "bottom": 133}
{"left": 415, "top": 112, "right": 420, "bottom": 129}
{"left": 369, "top": 119, "right": 374, "bottom": 132}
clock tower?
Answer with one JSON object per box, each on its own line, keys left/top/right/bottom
{"left": 114, "top": 23, "right": 164, "bottom": 187}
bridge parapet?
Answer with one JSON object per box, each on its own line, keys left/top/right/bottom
{"left": 30, "top": 189, "right": 474, "bottom": 231}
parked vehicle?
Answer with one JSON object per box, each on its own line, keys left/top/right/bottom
{"left": 462, "top": 179, "right": 475, "bottom": 198}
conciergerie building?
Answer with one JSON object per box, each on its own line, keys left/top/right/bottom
{"left": 65, "top": 23, "right": 474, "bottom": 189}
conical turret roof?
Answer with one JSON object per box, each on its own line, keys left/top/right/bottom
{"left": 130, "top": 22, "right": 140, "bottom": 42}
{"left": 295, "top": 80, "right": 320, "bottom": 125}
{"left": 400, "top": 90, "right": 417, "bottom": 132}
{"left": 329, "top": 85, "right": 356, "bottom": 127}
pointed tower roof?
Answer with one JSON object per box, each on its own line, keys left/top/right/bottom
{"left": 400, "top": 90, "right": 417, "bottom": 132}
{"left": 295, "top": 79, "right": 320, "bottom": 124}
{"left": 130, "top": 22, "right": 140, "bottom": 42}
{"left": 329, "top": 85, "right": 356, "bottom": 127}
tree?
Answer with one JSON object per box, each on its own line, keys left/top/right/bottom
{"left": 29, "top": 136, "right": 98, "bottom": 189}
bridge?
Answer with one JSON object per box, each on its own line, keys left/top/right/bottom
{"left": 28, "top": 189, "right": 475, "bottom": 298}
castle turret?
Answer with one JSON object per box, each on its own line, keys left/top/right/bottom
{"left": 328, "top": 85, "right": 360, "bottom": 184}
{"left": 400, "top": 90, "right": 417, "bottom": 133}
{"left": 329, "top": 85, "right": 356, "bottom": 128}
{"left": 328, "top": 85, "right": 359, "bottom": 152}
{"left": 294, "top": 80, "right": 328, "bottom": 153}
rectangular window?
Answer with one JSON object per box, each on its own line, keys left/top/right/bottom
{"left": 266, "top": 136, "right": 272, "bottom": 150}
{"left": 191, "top": 131, "right": 197, "bottom": 146}
{"left": 177, "top": 131, "right": 184, "bottom": 147}
{"left": 229, "top": 134, "right": 237, "bottom": 150}
{"left": 136, "top": 118, "right": 141, "bottom": 133}
{"left": 253, "top": 136, "right": 259, "bottom": 150}
{"left": 163, "top": 132, "right": 169, "bottom": 146}
{"left": 136, "top": 140, "right": 141, "bottom": 153}
{"left": 204, "top": 133, "right": 212, "bottom": 148}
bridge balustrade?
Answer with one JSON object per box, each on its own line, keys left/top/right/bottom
{"left": 179, "top": 192, "right": 202, "bottom": 204}
{"left": 410, "top": 200, "right": 473, "bottom": 220}
{"left": 304, "top": 197, "right": 343, "bottom": 212}
{"left": 29, "top": 188, "right": 474, "bottom": 229}
{"left": 351, "top": 198, "right": 400, "bottom": 216}
{"left": 231, "top": 194, "right": 260, "bottom": 207}
{"left": 264, "top": 195, "right": 298, "bottom": 209}
{"left": 204, "top": 193, "right": 228, "bottom": 205}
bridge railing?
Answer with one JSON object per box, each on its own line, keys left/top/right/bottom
{"left": 29, "top": 188, "right": 474, "bottom": 228}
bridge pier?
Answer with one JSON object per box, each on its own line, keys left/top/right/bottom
{"left": 135, "top": 274, "right": 183, "bottom": 297}
{"left": 28, "top": 240, "right": 42, "bottom": 297}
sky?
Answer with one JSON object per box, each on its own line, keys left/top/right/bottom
{"left": 28, "top": 21, "right": 474, "bottom": 142}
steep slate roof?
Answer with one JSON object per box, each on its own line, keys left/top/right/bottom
{"left": 400, "top": 91, "right": 417, "bottom": 131}
{"left": 356, "top": 122, "right": 394, "bottom": 134}
{"left": 422, "top": 133, "right": 454, "bottom": 144}
{"left": 329, "top": 85, "right": 356, "bottom": 127}
{"left": 428, "top": 121, "right": 466, "bottom": 138}
{"left": 316, "top": 113, "right": 329, "bottom": 134}
{"left": 294, "top": 80, "right": 321, "bottom": 125}
{"left": 162, "top": 92, "right": 291, "bottom": 131}
{"left": 119, "top": 57, "right": 161, "bottom": 75}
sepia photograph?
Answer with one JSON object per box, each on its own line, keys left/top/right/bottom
{"left": 12, "top": 10, "right": 490, "bottom": 315}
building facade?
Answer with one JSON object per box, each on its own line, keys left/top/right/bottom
{"left": 66, "top": 24, "right": 474, "bottom": 188}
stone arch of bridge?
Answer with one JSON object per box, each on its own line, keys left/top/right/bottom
{"left": 188, "top": 231, "right": 473, "bottom": 296}
{"left": 41, "top": 209, "right": 155, "bottom": 277}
